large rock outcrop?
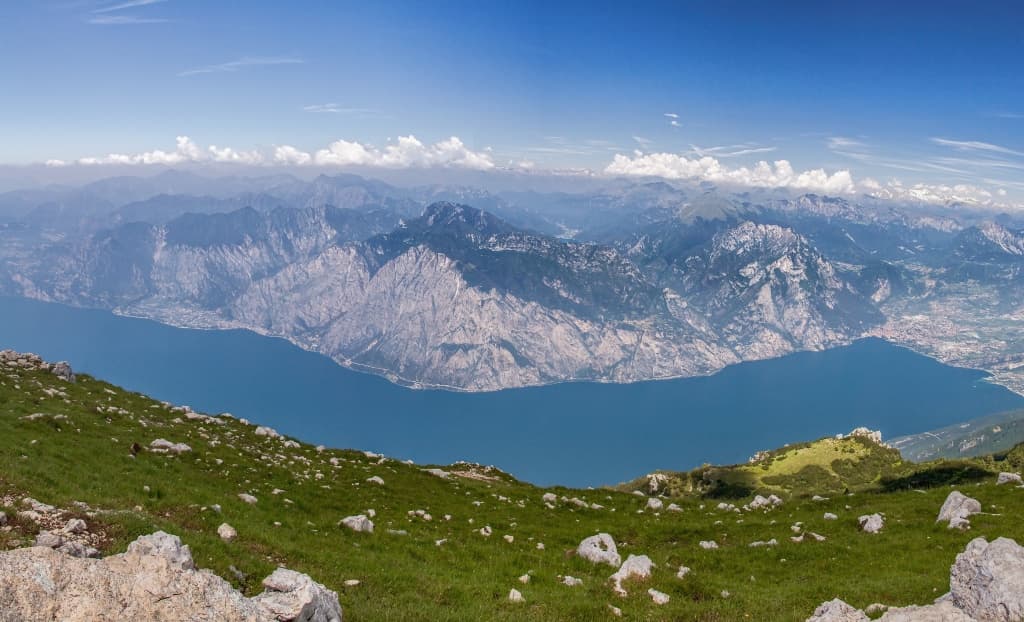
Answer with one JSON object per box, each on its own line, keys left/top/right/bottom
{"left": 807, "top": 536, "right": 1024, "bottom": 622}
{"left": 949, "top": 537, "right": 1024, "bottom": 620}
{"left": 0, "top": 531, "right": 341, "bottom": 622}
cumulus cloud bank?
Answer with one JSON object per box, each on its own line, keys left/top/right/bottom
{"left": 604, "top": 149, "right": 1017, "bottom": 207}
{"left": 605, "top": 150, "right": 857, "bottom": 194}
{"left": 59, "top": 135, "right": 495, "bottom": 170}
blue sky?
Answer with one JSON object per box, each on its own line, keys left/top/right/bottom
{"left": 3, "top": 1, "right": 1024, "bottom": 204}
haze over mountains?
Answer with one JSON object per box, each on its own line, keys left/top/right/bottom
{"left": 1, "top": 170, "right": 1023, "bottom": 392}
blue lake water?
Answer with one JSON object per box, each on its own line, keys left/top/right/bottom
{"left": 1, "top": 295, "right": 1022, "bottom": 487}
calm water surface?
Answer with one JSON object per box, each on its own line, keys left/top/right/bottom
{"left": 2, "top": 296, "right": 1021, "bottom": 486}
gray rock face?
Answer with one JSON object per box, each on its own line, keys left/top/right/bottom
{"left": 339, "top": 515, "right": 374, "bottom": 534}
{"left": 996, "top": 472, "right": 1022, "bottom": 486}
{"left": 3, "top": 201, "right": 886, "bottom": 392}
{"left": 808, "top": 536, "right": 1024, "bottom": 622}
{"left": 949, "top": 537, "right": 1024, "bottom": 621}
{"left": 858, "top": 514, "right": 884, "bottom": 534}
{"left": 253, "top": 568, "right": 342, "bottom": 622}
{"left": 0, "top": 531, "right": 342, "bottom": 622}
{"left": 876, "top": 601, "right": 976, "bottom": 621}
{"left": 806, "top": 598, "right": 869, "bottom": 622}
{"left": 150, "top": 439, "right": 193, "bottom": 455}
{"left": 576, "top": 533, "right": 621, "bottom": 567}
{"left": 50, "top": 361, "right": 75, "bottom": 382}
{"left": 937, "top": 491, "right": 982, "bottom": 528}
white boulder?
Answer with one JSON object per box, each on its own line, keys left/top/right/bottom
{"left": 576, "top": 533, "right": 621, "bottom": 567}
{"left": 997, "top": 472, "right": 1023, "bottom": 486}
{"left": 218, "top": 523, "right": 238, "bottom": 542}
{"left": 858, "top": 514, "right": 884, "bottom": 534}
{"left": 610, "top": 554, "right": 654, "bottom": 596}
{"left": 937, "top": 491, "right": 982, "bottom": 529}
{"left": 340, "top": 515, "right": 374, "bottom": 533}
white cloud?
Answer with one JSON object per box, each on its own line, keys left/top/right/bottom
{"left": 307, "top": 135, "right": 494, "bottom": 169}
{"left": 664, "top": 113, "right": 679, "bottom": 119}
{"left": 301, "top": 103, "right": 377, "bottom": 115}
{"left": 78, "top": 136, "right": 206, "bottom": 165}
{"left": 66, "top": 135, "right": 494, "bottom": 171}
{"left": 178, "top": 57, "right": 304, "bottom": 77}
{"left": 632, "top": 135, "right": 653, "bottom": 147}
{"left": 208, "top": 145, "right": 263, "bottom": 164}
{"left": 863, "top": 180, "right": 998, "bottom": 206}
{"left": 273, "top": 145, "right": 312, "bottom": 166}
{"left": 605, "top": 151, "right": 856, "bottom": 194}
{"left": 669, "top": 120, "right": 681, "bottom": 127}
{"left": 690, "top": 144, "right": 777, "bottom": 158}
{"left": 88, "top": 15, "right": 168, "bottom": 24}
{"left": 827, "top": 136, "right": 865, "bottom": 150}
{"left": 92, "top": 0, "right": 167, "bottom": 12}
{"left": 931, "top": 137, "right": 1024, "bottom": 157}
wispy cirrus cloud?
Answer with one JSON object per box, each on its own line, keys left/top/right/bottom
{"left": 91, "top": 0, "right": 167, "bottom": 13}
{"left": 178, "top": 56, "right": 304, "bottom": 77}
{"left": 931, "top": 137, "right": 1024, "bottom": 157}
{"left": 87, "top": 14, "right": 168, "bottom": 24}
{"left": 826, "top": 136, "right": 865, "bottom": 150}
{"left": 301, "top": 103, "right": 378, "bottom": 115}
{"left": 689, "top": 143, "right": 777, "bottom": 158}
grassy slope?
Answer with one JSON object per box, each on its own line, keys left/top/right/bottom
{"left": 2, "top": 366, "right": 1024, "bottom": 621}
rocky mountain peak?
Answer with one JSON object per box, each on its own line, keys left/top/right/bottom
{"left": 977, "top": 221, "right": 1024, "bottom": 256}
{"left": 420, "top": 201, "right": 516, "bottom": 237}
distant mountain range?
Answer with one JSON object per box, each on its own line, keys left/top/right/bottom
{"left": 2, "top": 171, "right": 1023, "bottom": 392}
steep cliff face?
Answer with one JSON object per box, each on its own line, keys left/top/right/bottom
{"left": 678, "top": 222, "right": 881, "bottom": 357}
{"left": 2, "top": 201, "right": 887, "bottom": 391}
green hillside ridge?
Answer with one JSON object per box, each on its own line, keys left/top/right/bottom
{"left": 2, "top": 351, "right": 1024, "bottom": 620}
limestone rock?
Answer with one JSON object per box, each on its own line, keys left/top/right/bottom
{"left": 35, "top": 531, "right": 64, "bottom": 548}
{"left": 648, "top": 588, "right": 670, "bottom": 605}
{"left": 0, "top": 531, "right": 342, "bottom": 621}
{"left": 996, "top": 472, "right": 1022, "bottom": 486}
{"left": 858, "top": 514, "right": 884, "bottom": 534}
{"left": 806, "top": 598, "right": 870, "bottom": 621}
{"left": 949, "top": 537, "right": 1024, "bottom": 620}
{"left": 252, "top": 568, "right": 342, "bottom": 622}
{"left": 877, "top": 601, "right": 975, "bottom": 621}
{"left": 576, "top": 533, "right": 621, "bottom": 567}
{"left": 64, "top": 518, "right": 88, "bottom": 535}
{"left": 218, "top": 523, "right": 238, "bottom": 542}
{"left": 51, "top": 361, "right": 75, "bottom": 382}
{"left": 748, "top": 494, "right": 783, "bottom": 510}
{"left": 807, "top": 536, "right": 1024, "bottom": 622}
{"left": 339, "top": 515, "right": 374, "bottom": 533}
{"left": 150, "top": 439, "right": 193, "bottom": 455}
{"left": 610, "top": 554, "right": 654, "bottom": 596}
{"left": 937, "top": 491, "right": 982, "bottom": 528}
{"left": 645, "top": 497, "right": 664, "bottom": 512}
